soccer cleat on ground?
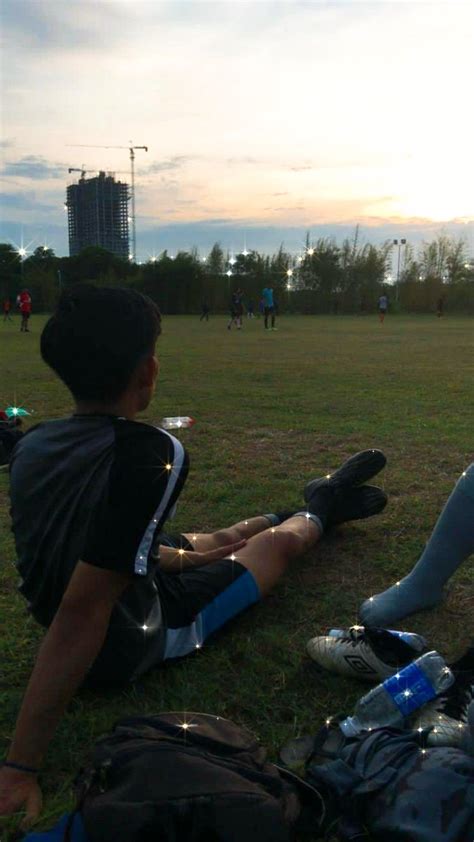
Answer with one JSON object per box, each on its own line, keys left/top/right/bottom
{"left": 304, "top": 449, "right": 386, "bottom": 501}
{"left": 327, "top": 485, "right": 388, "bottom": 529}
{"left": 306, "top": 625, "right": 426, "bottom": 682}
{"left": 412, "top": 657, "right": 474, "bottom": 747}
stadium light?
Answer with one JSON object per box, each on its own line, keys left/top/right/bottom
{"left": 393, "top": 238, "right": 407, "bottom": 302}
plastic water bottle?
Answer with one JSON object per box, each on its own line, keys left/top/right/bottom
{"left": 328, "top": 627, "right": 426, "bottom": 652}
{"left": 161, "top": 416, "right": 195, "bottom": 430}
{"left": 340, "top": 651, "right": 454, "bottom": 737}
{"left": 461, "top": 701, "right": 474, "bottom": 757}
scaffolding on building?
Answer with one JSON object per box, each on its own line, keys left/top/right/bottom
{"left": 66, "top": 171, "right": 130, "bottom": 259}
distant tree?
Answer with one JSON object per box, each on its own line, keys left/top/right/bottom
{"left": 446, "top": 238, "right": 469, "bottom": 284}
{"left": 268, "top": 244, "right": 291, "bottom": 303}
{"left": 0, "top": 243, "right": 22, "bottom": 297}
{"left": 420, "top": 234, "right": 452, "bottom": 280}
{"left": 30, "top": 246, "right": 56, "bottom": 262}
{"left": 206, "top": 243, "right": 225, "bottom": 276}
{"left": 64, "top": 247, "right": 129, "bottom": 286}
{"left": 140, "top": 250, "right": 204, "bottom": 313}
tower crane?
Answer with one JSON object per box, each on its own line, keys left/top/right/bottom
{"left": 68, "top": 166, "right": 95, "bottom": 179}
{"left": 67, "top": 142, "right": 148, "bottom": 260}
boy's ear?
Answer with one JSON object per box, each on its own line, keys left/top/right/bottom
{"left": 136, "top": 354, "right": 159, "bottom": 389}
{"left": 151, "top": 354, "right": 159, "bottom": 382}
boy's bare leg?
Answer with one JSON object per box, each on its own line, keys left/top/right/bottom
{"left": 187, "top": 514, "right": 320, "bottom": 597}
{"left": 183, "top": 516, "right": 271, "bottom": 552}
{"left": 225, "top": 515, "right": 320, "bottom": 596}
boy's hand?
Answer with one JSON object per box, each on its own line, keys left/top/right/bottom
{"left": 193, "top": 538, "right": 247, "bottom": 565}
{"left": 159, "top": 539, "right": 247, "bottom": 571}
{"left": 0, "top": 766, "right": 42, "bottom": 827}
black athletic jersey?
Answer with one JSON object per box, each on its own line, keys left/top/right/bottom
{"left": 9, "top": 415, "right": 189, "bottom": 682}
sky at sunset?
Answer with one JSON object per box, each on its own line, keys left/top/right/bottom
{"left": 1, "top": 0, "right": 473, "bottom": 260}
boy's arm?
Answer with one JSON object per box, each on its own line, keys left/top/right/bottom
{"left": 0, "top": 562, "right": 131, "bottom": 825}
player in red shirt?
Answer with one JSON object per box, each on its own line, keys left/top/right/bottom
{"left": 3, "top": 298, "right": 13, "bottom": 322}
{"left": 17, "top": 289, "right": 32, "bottom": 332}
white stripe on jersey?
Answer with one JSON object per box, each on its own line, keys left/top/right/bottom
{"left": 133, "top": 431, "right": 186, "bottom": 575}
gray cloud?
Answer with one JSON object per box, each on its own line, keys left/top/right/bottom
{"left": 265, "top": 206, "right": 306, "bottom": 212}
{"left": 2, "top": 156, "right": 66, "bottom": 180}
{"left": 0, "top": 138, "right": 16, "bottom": 150}
{"left": 141, "top": 156, "right": 191, "bottom": 175}
{"left": 290, "top": 164, "right": 314, "bottom": 172}
{"left": 226, "top": 157, "right": 261, "bottom": 165}
{"left": 1, "top": 0, "right": 129, "bottom": 51}
{"left": 0, "top": 191, "right": 59, "bottom": 213}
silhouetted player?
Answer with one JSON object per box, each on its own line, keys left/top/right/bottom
{"left": 378, "top": 293, "right": 388, "bottom": 324}
{"left": 200, "top": 301, "right": 210, "bottom": 322}
{"left": 262, "top": 285, "right": 276, "bottom": 330}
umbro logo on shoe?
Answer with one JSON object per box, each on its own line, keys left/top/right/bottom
{"left": 344, "top": 655, "right": 377, "bottom": 675}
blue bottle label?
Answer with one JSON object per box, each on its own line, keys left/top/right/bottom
{"left": 383, "top": 662, "right": 436, "bottom": 716}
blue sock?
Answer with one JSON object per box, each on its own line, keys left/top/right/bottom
{"left": 360, "top": 464, "right": 474, "bottom": 626}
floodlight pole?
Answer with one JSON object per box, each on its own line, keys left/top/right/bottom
{"left": 394, "top": 238, "right": 406, "bottom": 303}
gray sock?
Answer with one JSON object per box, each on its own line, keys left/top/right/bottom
{"left": 360, "top": 463, "right": 474, "bottom": 626}
{"left": 292, "top": 511, "right": 324, "bottom": 533}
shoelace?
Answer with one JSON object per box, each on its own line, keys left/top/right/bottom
{"left": 338, "top": 627, "right": 368, "bottom": 646}
{"left": 434, "top": 671, "right": 474, "bottom": 721}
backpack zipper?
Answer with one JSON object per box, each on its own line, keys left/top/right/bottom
{"left": 90, "top": 740, "right": 284, "bottom": 798}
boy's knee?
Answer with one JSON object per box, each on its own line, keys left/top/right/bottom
{"left": 266, "top": 526, "right": 302, "bottom": 556}
{"left": 213, "top": 527, "right": 240, "bottom": 547}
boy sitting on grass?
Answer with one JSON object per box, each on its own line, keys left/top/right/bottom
{"left": 0, "top": 285, "right": 387, "bottom": 825}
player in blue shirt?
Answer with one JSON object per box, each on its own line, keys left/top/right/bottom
{"left": 262, "top": 286, "right": 276, "bottom": 330}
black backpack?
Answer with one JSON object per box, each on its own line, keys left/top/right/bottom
{"left": 0, "top": 419, "right": 23, "bottom": 466}
{"left": 66, "top": 712, "right": 326, "bottom": 842}
{"left": 282, "top": 720, "right": 474, "bottom": 842}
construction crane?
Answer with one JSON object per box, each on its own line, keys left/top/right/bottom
{"left": 68, "top": 166, "right": 94, "bottom": 179}
{"left": 68, "top": 166, "right": 130, "bottom": 179}
{"left": 67, "top": 142, "right": 148, "bottom": 260}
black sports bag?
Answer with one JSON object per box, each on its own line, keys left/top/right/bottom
{"left": 66, "top": 712, "right": 326, "bottom": 842}
{"left": 0, "top": 418, "right": 23, "bottom": 466}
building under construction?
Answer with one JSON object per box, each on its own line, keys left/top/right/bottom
{"left": 66, "top": 171, "right": 130, "bottom": 259}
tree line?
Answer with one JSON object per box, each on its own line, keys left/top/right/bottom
{"left": 1, "top": 231, "right": 473, "bottom": 315}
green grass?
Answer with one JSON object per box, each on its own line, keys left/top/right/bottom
{"left": 1, "top": 314, "right": 473, "bottom": 840}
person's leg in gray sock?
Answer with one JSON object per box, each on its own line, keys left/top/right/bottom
{"left": 360, "top": 463, "right": 474, "bottom": 627}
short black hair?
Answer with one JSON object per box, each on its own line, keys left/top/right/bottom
{"left": 41, "top": 285, "right": 161, "bottom": 401}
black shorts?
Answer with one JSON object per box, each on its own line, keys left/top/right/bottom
{"left": 264, "top": 306, "right": 274, "bottom": 316}
{"left": 156, "top": 533, "right": 261, "bottom": 659}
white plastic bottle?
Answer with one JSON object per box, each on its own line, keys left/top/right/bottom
{"left": 460, "top": 700, "right": 474, "bottom": 757}
{"left": 161, "top": 416, "right": 195, "bottom": 430}
{"left": 340, "top": 651, "right": 454, "bottom": 737}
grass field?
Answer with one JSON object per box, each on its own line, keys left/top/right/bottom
{"left": 1, "top": 313, "right": 473, "bottom": 840}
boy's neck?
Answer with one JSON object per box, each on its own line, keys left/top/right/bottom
{"left": 74, "top": 398, "right": 137, "bottom": 421}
